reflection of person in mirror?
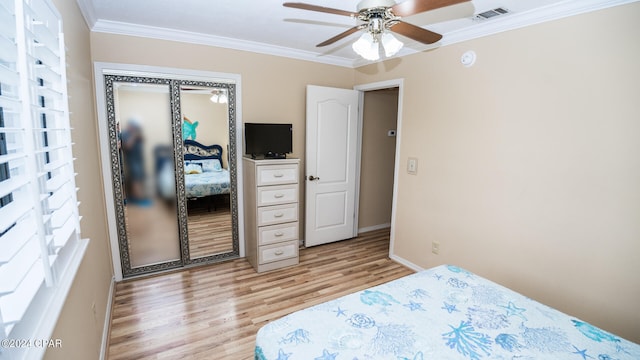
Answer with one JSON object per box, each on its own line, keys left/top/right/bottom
{"left": 120, "top": 119, "right": 149, "bottom": 206}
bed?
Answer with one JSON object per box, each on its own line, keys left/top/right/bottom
{"left": 155, "top": 140, "right": 230, "bottom": 199}
{"left": 255, "top": 264, "right": 639, "bottom": 360}
{"left": 182, "top": 140, "right": 230, "bottom": 199}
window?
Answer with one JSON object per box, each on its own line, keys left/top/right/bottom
{"left": 0, "top": 0, "right": 87, "bottom": 358}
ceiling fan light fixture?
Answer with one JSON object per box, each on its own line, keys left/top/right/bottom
{"left": 352, "top": 32, "right": 380, "bottom": 61}
{"left": 285, "top": 0, "right": 454, "bottom": 61}
{"left": 210, "top": 89, "right": 228, "bottom": 104}
{"left": 381, "top": 32, "right": 403, "bottom": 57}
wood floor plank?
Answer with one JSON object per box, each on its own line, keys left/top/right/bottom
{"left": 187, "top": 204, "right": 234, "bottom": 258}
{"left": 107, "top": 228, "right": 414, "bottom": 359}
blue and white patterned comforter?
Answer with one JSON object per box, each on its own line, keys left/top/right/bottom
{"left": 185, "top": 169, "right": 230, "bottom": 198}
{"left": 255, "top": 264, "right": 639, "bottom": 360}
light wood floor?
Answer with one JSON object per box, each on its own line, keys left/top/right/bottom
{"left": 126, "top": 199, "right": 181, "bottom": 268}
{"left": 125, "top": 195, "right": 233, "bottom": 266}
{"left": 107, "top": 228, "right": 414, "bottom": 359}
{"left": 187, "top": 203, "right": 233, "bottom": 258}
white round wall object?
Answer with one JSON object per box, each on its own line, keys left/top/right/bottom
{"left": 461, "top": 50, "right": 477, "bottom": 67}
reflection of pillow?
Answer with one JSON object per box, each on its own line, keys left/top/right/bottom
{"left": 200, "top": 159, "right": 223, "bottom": 172}
{"left": 184, "top": 163, "right": 202, "bottom": 174}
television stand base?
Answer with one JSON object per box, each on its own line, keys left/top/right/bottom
{"left": 265, "top": 152, "right": 287, "bottom": 159}
{"left": 249, "top": 153, "right": 287, "bottom": 160}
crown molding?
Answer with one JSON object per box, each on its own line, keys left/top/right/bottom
{"left": 75, "top": 0, "right": 97, "bottom": 29}
{"left": 91, "top": 19, "right": 356, "bottom": 68}
{"left": 80, "top": 0, "right": 636, "bottom": 69}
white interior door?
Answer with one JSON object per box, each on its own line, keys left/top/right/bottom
{"left": 305, "top": 85, "right": 359, "bottom": 247}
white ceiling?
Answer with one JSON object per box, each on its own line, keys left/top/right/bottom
{"left": 76, "top": 0, "right": 634, "bottom": 67}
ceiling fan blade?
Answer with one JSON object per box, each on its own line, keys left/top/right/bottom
{"left": 283, "top": 2, "right": 356, "bottom": 17}
{"left": 317, "top": 26, "right": 361, "bottom": 47}
{"left": 390, "top": 21, "right": 442, "bottom": 44}
{"left": 391, "top": 0, "right": 469, "bottom": 17}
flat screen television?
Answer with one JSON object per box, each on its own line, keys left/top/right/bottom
{"left": 245, "top": 123, "right": 293, "bottom": 159}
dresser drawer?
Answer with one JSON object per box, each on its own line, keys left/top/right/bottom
{"left": 257, "top": 203, "right": 298, "bottom": 226}
{"left": 256, "top": 164, "right": 298, "bottom": 186}
{"left": 258, "top": 222, "right": 299, "bottom": 246}
{"left": 257, "top": 184, "right": 298, "bottom": 206}
{"left": 259, "top": 240, "right": 298, "bottom": 264}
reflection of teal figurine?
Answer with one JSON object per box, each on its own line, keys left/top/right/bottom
{"left": 182, "top": 116, "right": 198, "bottom": 140}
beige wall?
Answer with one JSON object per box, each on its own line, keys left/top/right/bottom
{"left": 356, "top": 3, "right": 640, "bottom": 343}
{"left": 358, "top": 89, "right": 398, "bottom": 229}
{"left": 45, "top": 0, "right": 114, "bottom": 359}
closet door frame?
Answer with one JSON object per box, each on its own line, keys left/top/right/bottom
{"left": 94, "top": 62, "right": 244, "bottom": 280}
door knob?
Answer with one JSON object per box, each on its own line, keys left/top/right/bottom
{"left": 308, "top": 175, "right": 320, "bottom": 181}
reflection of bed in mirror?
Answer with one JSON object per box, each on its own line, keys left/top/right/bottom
{"left": 154, "top": 139, "right": 234, "bottom": 258}
{"left": 183, "top": 139, "right": 230, "bottom": 203}
{"left": 183, "top": 140, "right": 233, "bottom": 258}
{"left": 156, "top": 139, "right": 230, "bottom": 205}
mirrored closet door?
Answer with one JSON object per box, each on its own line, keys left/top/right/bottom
{"left": 180, "top": 84, "right": 235, "bottom": 259}
{"left": 98, "top": 66, "right": 242, "bottom": 279}
{"left": 111, "top": 80, "right": 181, "bottom": 270}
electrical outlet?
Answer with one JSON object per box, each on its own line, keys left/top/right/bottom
{"left": 432, "top": 241, "right": 440, "bottom": 255}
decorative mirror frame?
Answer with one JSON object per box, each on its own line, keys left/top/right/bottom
{"left": 95, "top": 63, "right": 243, "bottom": 280}
{"left": 175, "top": 79, "right": 240, "bottom": 266}
{"left": 105, "top": 75, "right": 183, "bottom": 276}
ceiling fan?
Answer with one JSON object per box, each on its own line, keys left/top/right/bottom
{"left": 284, "top": 0, "right": 470, "bottom": 60}
{"left": 181, "top": 86, "right": 228, "bottom": 103}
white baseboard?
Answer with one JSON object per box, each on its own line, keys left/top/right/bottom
{"left": 358, "top": 223, "right": 391, "bottom": 234}
{"left": 389, "top": 254, "right": 425, "bottom": 272}
{"left": 100, "top": 277, "right": 116, "bottom": 360}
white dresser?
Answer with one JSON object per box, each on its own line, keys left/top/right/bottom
{"left": 243, "top": 157, "right": 300, "bottom": 272}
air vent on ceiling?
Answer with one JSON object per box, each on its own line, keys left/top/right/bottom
{"left": 475, "top": 7, "right": 511, "bottom": 21}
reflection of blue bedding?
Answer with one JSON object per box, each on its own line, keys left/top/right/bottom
{"left": 255, "top": 264, "right": 640, "bottom": 360}
{"left": 185, "top": 169, "right": 230, "bottom": 198}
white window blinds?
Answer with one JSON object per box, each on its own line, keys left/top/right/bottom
{"left": 0, "top": 0, "right": 87, "bottom": 358}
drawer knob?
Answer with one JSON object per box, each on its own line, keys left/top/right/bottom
{"left": 274, "top": 250, "right": 284, "bottom": 256}
{"left": 274, "top": 213, "right": 284, "bottom": 218}
{"left": 274, "top": 232, "right": 284, "bottom": 237}
{"left": 274, "top": 193, "right": 284, "bottom": 198}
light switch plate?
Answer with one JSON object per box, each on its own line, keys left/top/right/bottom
{"left": 407, "top": 157, "right": 418, "bottom": 175}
